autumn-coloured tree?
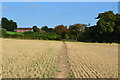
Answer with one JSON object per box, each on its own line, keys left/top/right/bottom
{"left": 54, "top": 25, "right": 68, "bottom": 39}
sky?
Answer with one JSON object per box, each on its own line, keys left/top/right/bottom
{"left": 1, "top": 2, "right": 118, "bottom": 28}
{"left": 1, "top": 0, "right": 120, "bottom": 2}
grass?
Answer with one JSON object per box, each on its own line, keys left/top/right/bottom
{"left": 56, "top": 69, "right": 62, "bottom": 72}
{"left": 6, "top": 31, "right": 23, "bottom": 35}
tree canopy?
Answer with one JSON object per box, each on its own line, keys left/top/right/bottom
{"left": 54, "top": 25, "right": 68, "bottom": 39}
{"left": 41, "top": 26, "right": 54, "bottom": 32}
{"left": 1, "top": 17, "right": 17, "bottom": 31}
{"left": 32, "top": 26, "right": 40, "bottom": 32}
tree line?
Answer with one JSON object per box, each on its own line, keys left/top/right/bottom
{"left": 1, "top": 11, "right": 120, "bottom": 43}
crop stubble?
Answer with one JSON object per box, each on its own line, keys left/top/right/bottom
{"left": 2, "top": 39, "right": 118, "bottom": 78}
{"left": 66, "top": 42, "right": 118, "bottom": 78}
{"left": 2, "top": 39, "right": 62, "bottom": 78}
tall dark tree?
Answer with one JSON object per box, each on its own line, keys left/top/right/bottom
{"left": 41, "top": 26, "right": 54, "bottom": 32}
{"left": 96, "top": 11, "right": 115, "bottom": 33}
{"left": 114, "top": 13, "right": 120, "bottom": 43}
{"left": 83, "top": 11, "right": 120, "bottom": 43}
{"left": 1, "top": 17, "right": 17, "bottom": 31}
{"left": 41, "top": 26, "right": 49, "bottom": 32}
{"left": 1, "top": 17, "right": 10, "bottom": 30}
{"left": 32, "top": 26, "right": 40, "bottom": 32}
{"left": 9, "top": 20, "right": 17, "bottom": 31}
{"left": 95, "top": 11, "right": 116, "bottom": 43}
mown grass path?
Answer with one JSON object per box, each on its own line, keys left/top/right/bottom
{"left": 55, "top": 41, "right": 69, "bottom": 78}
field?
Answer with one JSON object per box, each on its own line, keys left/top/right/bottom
{"left": 2, "top": 38, "right": 118, "bottom": 78}
{"left": 66, "top": 42, "right": 118, "bottom": 78}
{"left": 6, "top": 31, "right": 22, "bottom": 35}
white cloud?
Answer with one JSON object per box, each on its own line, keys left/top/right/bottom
{"left": 1, "top": 0, "right": 119, "bottom": 2}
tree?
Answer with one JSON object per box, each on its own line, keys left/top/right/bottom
{"left": 1, "top": 17, "right": 17, "bottom": 31}
{"left": 54, "top": 25, "right": 68, "bottom": 39}
{"left": 41, "top": 26, "right": 49, "bottom": 32}
{"left": 82, "top": 11, "right": 120, "bottom": 43}
{"left": 95, "top": 11, "right": 116, "bottom": 43}
{"left": 1, "top": 17, "right": 10, "bottom": 30}
{"left": 32, "top": 26, "right": 40, "bottom": 32}
{"left": 68, "top": 24, "right": 86, "bottom": 40}
{"left": 41, "top": 26, "right": 54, "bottom": 32}
{"left": 96, "top": 11, "right": 115, "bottom": 33}
{"left": 9, "top": 20, "right": 17, "bottom": 31}
{"left": 114, "top": 13, "right": 120, "bottom": 43}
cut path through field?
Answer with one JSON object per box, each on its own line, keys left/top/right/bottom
{"left": 55, "top": 41, "right": 68, "bottom": 78}
{"left": 2, "top": 38, "right": 118, "bottom": 78}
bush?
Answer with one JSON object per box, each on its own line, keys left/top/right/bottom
{"left": 47, "top": 33, "right": 61, "bottom": 40}
{"left": 0, "top": 29, "right": 9, "bottom": 38}
{"left": 10, "top": 34, "right": 24, "bottom": 38}
{"left": 0, "top": 30, "right": 62, "bottom": 41}
{"left": 23, "top": 32, "right": 62, "bottom": 40}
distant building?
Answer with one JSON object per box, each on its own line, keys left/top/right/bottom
{"left": 14, "top": 28, "right": 33, "bottom": 32}
{"left": 14, "top": 28, "right": 46, "bottom": 33}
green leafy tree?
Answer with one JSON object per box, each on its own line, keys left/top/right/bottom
{"left": 1, "top": 17, "right": 10, "bottom": 30}
{"left": 9, "top": 20, "right": 17, "bottom": 31}
{"left": 41, "top": 26, "right": 54, "bottom": 32}
{"left": 95, "top": 11, "right": 116, "bottom": 43}
{"left": 1, "top": 17, "right": 17, "bottom": 31}
{"left": 41, "top": 26, "right": 49, "bottom": 32}
{"left": 114, "top": 14, "right": 120, "bottom": 43}
{"left": 68, "top": 24, "right": 86, "bottom": 40}
{"left": 32, "top": 26, "right": 40, "bottom": 32}
{"left": 83, "top": 11, "right": 119, "bottom": 43}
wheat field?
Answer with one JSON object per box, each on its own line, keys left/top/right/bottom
{"left": 2, "top": 39, "right": 62, "bottom": 78}
{"left": 2, "top": 38, "right": 118, "bottom": 78}
{"left": 66, "top": 42, "right": 118, "bottom": 78}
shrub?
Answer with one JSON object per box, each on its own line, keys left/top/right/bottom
{"left": 0, "top": 29, "right": 9, "bottom": 38}
{"left": 23, "top": 31, "right": 61, "bottom": 40}
{"left": 11, "top": 34, "right": 24, "bottom": 38}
